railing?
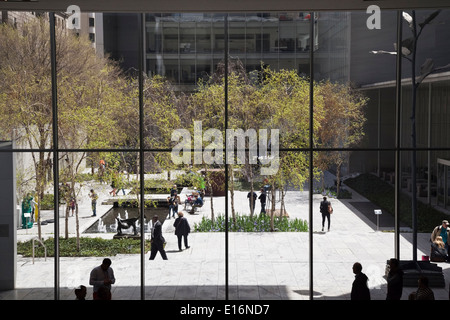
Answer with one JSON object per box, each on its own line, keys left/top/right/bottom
{"left": 32, "top": 237, "right": 47, "bottom": 264}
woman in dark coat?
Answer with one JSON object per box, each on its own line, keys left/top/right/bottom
{"left": 174, "top": 212, "right": 191, "bottom": 251}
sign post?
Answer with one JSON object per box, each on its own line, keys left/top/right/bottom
{"left": 374, "top": 209, "right": 382, "bottom": 231}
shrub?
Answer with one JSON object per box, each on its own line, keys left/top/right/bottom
{"left": 344, "top": 173, "right": 448, "bottom": 232}
{"left": 40, "top": 193, "right": 55, "bottom": 210}
{"left": 193, "top": 213, "right": 308, "bottom": 232}
{"left": 17, "top": 237, "right": 151, "bottom": 257}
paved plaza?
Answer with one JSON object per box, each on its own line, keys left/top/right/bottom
{"left": 3, "top": 175, "right": 450, "bottom": 301}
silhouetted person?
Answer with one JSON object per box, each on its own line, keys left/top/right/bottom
{"left": 386, "top": 258, "right": 403, "bottom": 300}
{"left": 320, "top": 196, "right": 332, "bottom": 232}
{"left": 247, "top": 191, "right": 257, "bottom": 215}
{"left": 74, "top": 285, "right": 87, "bottom": 300}
{"left": 96, "top": 285, "right": 112, "bottom": 300}
{"left": 259, "top": 188, "right": 266, "bottom": 214}
{"left": 173, "top": 211, "right": 191, "bottom": 251}
{"left": 408, "top": 276, "right": 435, "bottom": 300}
{"left": 149, "top": 215, "right": 168, "bottom": 260}
{"left": 351, "top": 262, "right": 371, "bottom": 300}
{"left": 89, "top": 258, "right": 115, "bottom": 300}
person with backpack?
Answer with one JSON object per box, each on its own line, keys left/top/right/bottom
{"left": 430, "top": 220, "right": 450, "bottom": 261}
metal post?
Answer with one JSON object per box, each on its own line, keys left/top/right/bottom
{"left": 224, "top": 13, "right": 229, "bottom": 300}
{"left": 308, "top": 11, "right": 314, "bottom": 301}
{"left": 138, "top": 12, "right": 146, "bottom": 300}
{"left": 394, "top": 10, "right": 403, "bottom": 259}
{"left": 49, "top": 12, "right": 60, "bottom": 301}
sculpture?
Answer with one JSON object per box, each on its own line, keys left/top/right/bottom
{"left": 116, "top": 215, "right": 140, "bottom": 236}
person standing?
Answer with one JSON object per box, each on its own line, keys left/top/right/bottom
{"left": 173, "top": 212, "right": 191, "bottom": 251}
{"left": 149, "top": 215, "right": 168, "bottom": 260}
{"left": 350, "top": 262, "right": 371, "bottom": 300}
{"left": 247, "top": 190, "right": 257, "bottom": 215}
{"left": 167, "top": 192, "right": 178, "bottom": 219}
{"left": 320, "top": 196, "right": 332, "bottom": 232}
{"left": 89, "top": 258, "right": 115, "bottom": 300}
{"left": 89, "top": 189, "right": 98, "bottom": 217}
{"left": 431, "top": 220, "right": 450, "bottom": 261}
{"left": 170, "top": 184, "right": 177, "bottom": 197}
{"left": 69, "top": 196, "right": 76, "bottom": 217}
{"left": 386, "top": 258, "right": 403, "bottom": 300}
{"left": 259, "top": 188, "right": 267, "bottom": 214}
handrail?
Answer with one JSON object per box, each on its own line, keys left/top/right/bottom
{"left": 32, "top": 237, "right": 47, "bottom": 264}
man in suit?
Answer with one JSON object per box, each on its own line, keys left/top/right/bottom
{"left": 149, "top": 215, "right": 168, "bottom": 260}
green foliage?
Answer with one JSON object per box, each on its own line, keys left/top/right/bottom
{"left": 40, "top": 193, "right": 55, "bottom": 210}
{"left": 344, "top": 173, "right": 447, "bottom": 232}
{"left": 193, "top": 213, "right": 308, "bottom": 232}
{"left": 175, "top": 171, "right": 206, "bottom": 189}
{"left": 17, "top": 237, "right": 151, "bottom": 257}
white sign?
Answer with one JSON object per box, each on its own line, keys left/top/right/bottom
{"left": 374, "top": 209, "right": 382, "bottom": 215}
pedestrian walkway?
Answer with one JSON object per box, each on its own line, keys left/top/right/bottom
{"left": 4, "top": 178, "right": 450, "bottom": 300}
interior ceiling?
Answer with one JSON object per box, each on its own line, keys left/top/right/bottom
{"left": 0, "top": 0, "right": 449, "bottom": 13}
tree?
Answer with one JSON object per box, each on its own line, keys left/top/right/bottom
{"left": 258, "top": 68, "right": 316, "bottom": 229}
{"left": 316, "top": 80, "right": 368, "bottom": 197}
{"left": 0, "top": 17, "right": 58, "bottom": 239}
{"left": 0, "top": 17, "right": 130, "bottom": 244}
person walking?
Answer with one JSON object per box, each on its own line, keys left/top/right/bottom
{"left": 386, "top": 258, "right": 403, "bottom": 300}
{"left": 259, "top": 188, "right": 267, "bottom": 214}
{"left": 320, "top": 196, "right": 332, "bottom": 232}
{"left": 431, "top": 220, "right": 450, "bottom": 261}
{"left": 173, "top": 211, "right": 191, "bottom": 251}
{"left": 149, "top": 215, "right": 168, "bottom": 260}
{"left": 350, "top": 262, "right": 370, "bottom": 300}
{"left": 89, "top": 258, "right": 115, "bottom": 300}
{"left": 89, "top": 189, "right": 98, "bottom": 217}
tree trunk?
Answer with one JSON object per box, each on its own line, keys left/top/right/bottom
{"left": 270, "top": 184, "right": 276, "bottom": 231}
{"left": 336, "top": 161, "right": 342, "bottom": 198}
{"left": 249, "top": 166, "right": 255, "bottom": 218}
{"left": 229, "top": 164, "right": 235, "bottom": 221}
{"left": 75, "top": 201, "right": 80, "bottom": 251}
{"left": 64, "top": 204, "right": 69, "bottom": 239}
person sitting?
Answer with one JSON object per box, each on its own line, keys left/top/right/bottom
{"left": 408, "top": 276, "right": 435, "bottom": 300}
{"left": 194, "top": 195, "right": 203, "bottom": 206}
{"left": 430, "top": 236, "right": 448, "bottom": 262}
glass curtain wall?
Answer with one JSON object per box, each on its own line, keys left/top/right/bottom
{"left": 3, "top": 7, "right": 450, "bottom": 301}
{"left": 0, "top": 12, "right": 56, "bottom": 299}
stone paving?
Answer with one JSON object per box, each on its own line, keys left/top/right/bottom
{"left": 3, "top": 176, "right": 450, "bottom": 300}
